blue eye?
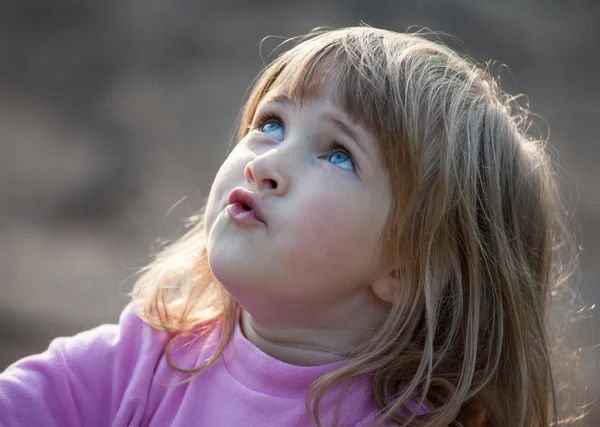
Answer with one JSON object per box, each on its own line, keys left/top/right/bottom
{"left": 327, "top": 148, "right": 355, "bottom": 172}
{"left": 260, "top": 119, "right": 284, "bottom": 141}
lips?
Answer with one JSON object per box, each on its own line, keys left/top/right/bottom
{"left": 227, "top": 187, "right": 266, "bottom": 224}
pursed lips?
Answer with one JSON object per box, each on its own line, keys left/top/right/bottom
{"left": 227, "top": 187, "right": 267, "bottom": 224}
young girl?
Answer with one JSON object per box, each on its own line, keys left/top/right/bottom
{"left": 0, "top": 26, "right": 584, "bottom": 426}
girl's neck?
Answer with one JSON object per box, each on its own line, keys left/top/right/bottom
{"left": 239, "top": 301, "right": 384, "bottom": 366}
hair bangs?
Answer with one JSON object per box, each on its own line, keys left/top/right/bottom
{"left": 241, "top": 33, "right": 398, "bottom": 152}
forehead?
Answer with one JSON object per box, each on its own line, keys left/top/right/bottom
{"left": 263, "top": 71, "right": 375, "bottom": 138}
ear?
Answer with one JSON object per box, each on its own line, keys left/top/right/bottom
{"left": 370, "top": 273, "right": 402, "bottom": 305}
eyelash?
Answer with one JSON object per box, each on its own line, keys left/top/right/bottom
{"left": 251, "top": 110, "right": 358, "bottom": 172}
{"left": 251, "top": 110, "right": 280, "bottom": 132}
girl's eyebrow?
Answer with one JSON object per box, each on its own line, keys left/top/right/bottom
{"left": 260, "top": 92, "right": 296, "bottom": 107}
{"left": 320, "top": 112, "right": 368, "bottom": 157}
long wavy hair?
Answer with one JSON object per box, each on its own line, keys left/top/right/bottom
{"left": 131, "top": 26, "right": 585, "bottom": 426}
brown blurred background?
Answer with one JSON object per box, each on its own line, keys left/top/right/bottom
{"left": 1, "top": 0, "right": 598, "bottom": 423}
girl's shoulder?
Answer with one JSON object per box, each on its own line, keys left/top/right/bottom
{"left": 48, "top": 300, "right": 172, "bottom": 370}
{"left": 0, "top": 302, "right": 174, "bottom": 426}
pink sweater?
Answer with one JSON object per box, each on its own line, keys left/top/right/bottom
{"left": 0, "top": 303, "right": 421, "bottom": 426}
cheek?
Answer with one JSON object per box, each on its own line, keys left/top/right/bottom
{"left": 276, "top": 193, "right": 381, "bottom": 279}
{"left": 204, "top": 151, "right": 247, "bottom": 230}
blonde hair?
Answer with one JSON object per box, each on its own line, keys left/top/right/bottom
{"left": 131, "top": 26, "right": 584, "bottom": 426}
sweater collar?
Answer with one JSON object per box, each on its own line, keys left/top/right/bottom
{"left": 221, "top": 313, "right": 357, "bottom": 398}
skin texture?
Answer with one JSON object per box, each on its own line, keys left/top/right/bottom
{"left": 204, "top": 90, "right": 400, "bottom": 366}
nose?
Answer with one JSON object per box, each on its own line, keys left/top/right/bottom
{"left": 244, "top": 151, "right": 288, "bottom": 196}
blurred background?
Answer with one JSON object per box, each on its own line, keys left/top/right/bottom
{"left": 0, "top": 0, "right": 598, "bottom": 423}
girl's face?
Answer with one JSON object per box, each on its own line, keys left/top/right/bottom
{"left": 204, "top": 88, "right": 394, "bottom": 325}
